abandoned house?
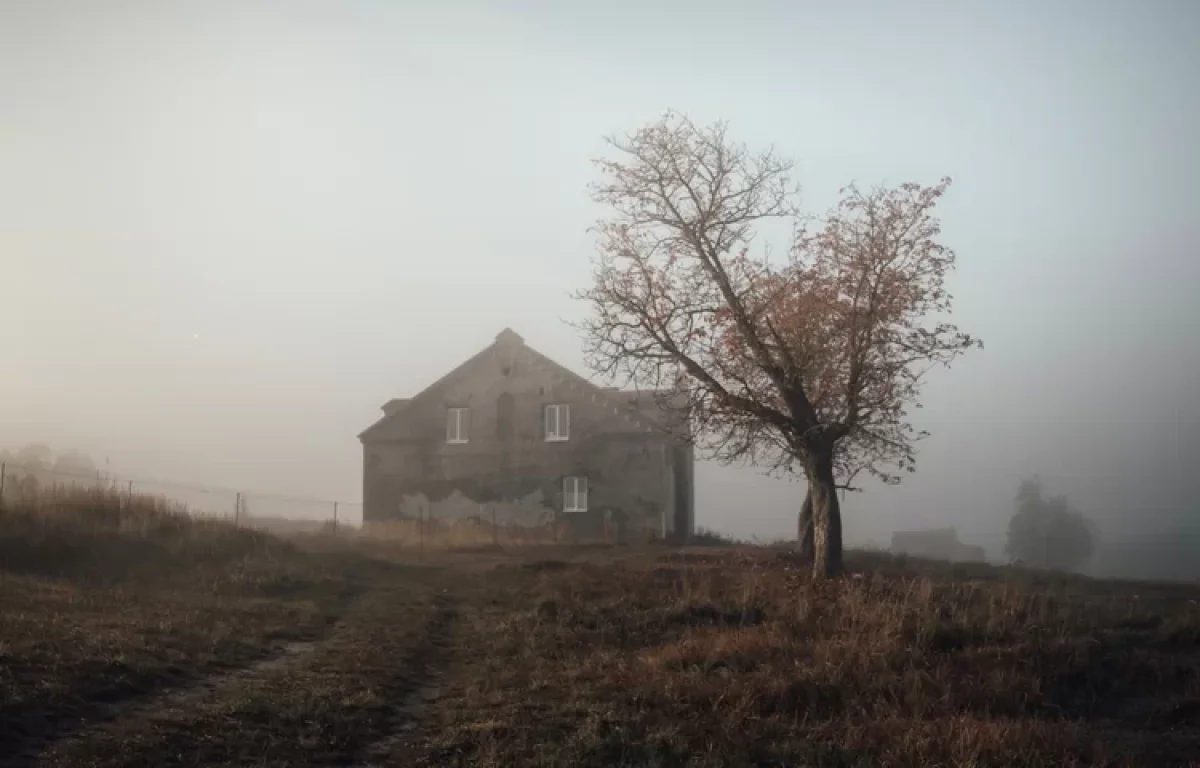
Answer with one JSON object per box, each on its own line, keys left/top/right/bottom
{"left": 890, "top": 527, "right": 987, "bottom": 563}
{"left": 358, "top": 329, "right": 695, "bottom": 541}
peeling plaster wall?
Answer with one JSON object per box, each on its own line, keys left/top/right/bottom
{"left": 361, "top": 333, "right": 694, "bottom": 539}
{"left": 398, "top": 488, "right": 553, "bottom": 527}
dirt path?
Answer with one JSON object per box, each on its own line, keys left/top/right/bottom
{"left": 10, "top": 620, "right": 343, "bottom": 768}
{"left": 28, "top": 570, "right": 465, "bottom": 768}
{"left": 27, "top": 639, "right": 322, "bottom": 761}
{"left": 355, "top": 590, "right": 459, "bottom": 767}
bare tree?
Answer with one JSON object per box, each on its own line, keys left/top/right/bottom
{"left": 753, "top": 423, "right": 881, "bottom": 564}
{"left": 577, "top": 112, "right": 980, "bottom": 578}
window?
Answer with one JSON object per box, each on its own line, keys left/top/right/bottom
{"left": 446, "top": 407, "right": 469, "bottom": 443}
{"left": 544, "top": 403, "right": 570, "bottom": 441}
{"left": 563, "top": 476, "right": 588, "bottom": 512}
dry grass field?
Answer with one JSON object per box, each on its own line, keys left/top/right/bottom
{"left": 2, "top": 487, "right": 1199, "bottom": 767}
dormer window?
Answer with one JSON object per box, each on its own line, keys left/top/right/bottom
{"left": 446, "top": 407, "right": 469, "bottom": 443}
{"left": 544, "top": 404, "right": 570, "bottom": 441}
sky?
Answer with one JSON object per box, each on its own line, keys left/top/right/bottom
{"left": 2, "top": 0, "right": 1197, "bottom": 556}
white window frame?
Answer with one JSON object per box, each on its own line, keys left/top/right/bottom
{"left": 544, "top": 403, "right": 570, "bottom": 442}
{"left": 563, "top": 476, "right": 588, "bottom": 512}
{"left": 446, "top": 407, "right": 469, "bottom": 444}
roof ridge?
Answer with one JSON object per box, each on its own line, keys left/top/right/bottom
{"left": 361, "top": 329, "right": 681, "bottom": 442}
{"left": 359, "top": 332, "right": 505, "bottom": 441}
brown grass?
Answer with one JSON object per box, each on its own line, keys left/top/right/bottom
{"left": 5, "top": 489, "right": 1200, "bottom": 767}
{"left": 37, "top": 570, "right": 448, "bottom": 767}
{"left": 0, "top": 485, "right": 377, "bottom": 760}
{"left": 402, "top": 548, "right": 1200, "bottom": 767}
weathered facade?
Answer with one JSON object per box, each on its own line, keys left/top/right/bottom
{"left": 358, "top": 329, "right": 694, "bottom": 541}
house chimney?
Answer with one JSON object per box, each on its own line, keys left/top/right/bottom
{"left": 495, "top": 328, "right": 523, "bottom": 347}
{"left": 494, "top": 328, "right": 523, "bottom": 375}
{"left": 381, "top": 398, "right": 410, "bottom": 416}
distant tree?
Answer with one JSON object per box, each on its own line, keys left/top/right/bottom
{"left": 1, "top": 444, "right": 52, "bottom": 498}
{"left": 52, "top": 450, "right": 99, "bottom": 481}
{"left": 0, "top": 445, "right": 100, "bottom": 496}
{"left": 577, "top": 112, "right": 980, "bottom": 578}
{"left": 13, "top": 443, "right": 53, "bottom": 472}
{"left": 1005, "top": 477, "right": 1097, "bottom": 572}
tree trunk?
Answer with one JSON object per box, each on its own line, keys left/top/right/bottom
{"left": 796, "top": 489, "right": 814, "bottom": 562}
{"left": 806, "top": 447, "right": 844, "bottom": 579}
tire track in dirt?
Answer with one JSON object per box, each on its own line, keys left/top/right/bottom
{"left": 11, "top": 614, "right": 347, "bottom": 768}
{"left": 354, "top": 590, "right": 459, "bottom": 768}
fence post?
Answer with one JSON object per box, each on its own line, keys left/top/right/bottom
{"left": 235, "top": 492, "right": 241, "bottom": 526}
{"left": 491, "top": 504, "right": 498, "bottom": 547}
{"left": 332, "top": 501, "right": 338, "bottom": 536}
{"left": 0, "top": 462, "right": 6, "bottom": 508}
{"left": 127, "top": 480, "right": 133, "bottom": 499}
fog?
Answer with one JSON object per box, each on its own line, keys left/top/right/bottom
{"left": 3, "top": 1, "right": 1197, "bottom": 571}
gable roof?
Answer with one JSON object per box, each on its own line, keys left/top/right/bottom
{"left": 358, "top": 336, "right": 503, "bottom": 441}
{"left": 359, "top": 328, "right": 681, "bottom": 442}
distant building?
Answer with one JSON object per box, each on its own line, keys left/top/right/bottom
{"left": 891, "top": 527, "right": 986, "bottom": 563}
{"left": 358, "top": 329, "right": 694, "bottom": 541}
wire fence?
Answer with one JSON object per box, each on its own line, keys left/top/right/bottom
{"left": 0, "top": 459, "right": 654, "bottom": 548}
{"left": 0, "top": 460, "right": 360, "bottom": 535}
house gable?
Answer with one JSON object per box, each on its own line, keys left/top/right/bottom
{"left": 358, "top": 341, "right": 503, "bottom": 442}
{"left": 359, "top": 328, "right": 672, "bottom": 444}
